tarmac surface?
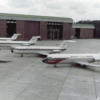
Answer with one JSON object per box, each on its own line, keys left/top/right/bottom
{"left": 0, "top": 39, "right": 100, "bottom": 100}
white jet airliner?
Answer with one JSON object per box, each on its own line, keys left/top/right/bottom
{"left": 42, "top": 53, "right": 100, "bottom": 67}
{"left": 11, "top": 40, "right": 75, "bottom": 57}
{"left": 0, "top": 36, "right": 41, "bottom": 50}
{"left": 0, "top": 33, "right": 21, "bottom": 41}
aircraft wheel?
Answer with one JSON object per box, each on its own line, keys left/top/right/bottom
{"left": 75, "top": 63, "right": 80, "bottom": 66}
{"left": 54, "top": 65, "right": 57, "bottom": 68}
{"left": 11, "top": 50, "right": 13, "bottom": 53}
{"left": 82, "top": 65, "right": 87, "bottom": 68}
{"left": 21, "top": 54, "right": 23, "bottom": 57}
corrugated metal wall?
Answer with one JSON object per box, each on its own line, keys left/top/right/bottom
{"left": 85, "top": 29, "right": 88, "bottom": 38}
{"left": 24, "top": 21, "right": 40, "bottom": 40}
{"left": 16, "top": 20, "right": 40, "bottom": 40}
{"left": 16, "top": 21, "right": 73, "bottom": 40}
{"left": 16, "top": 20, "right": 25, "bottom": 40}
{"left": 80, "top": 29, "right": 85, "bottom": 38}
{"left": 40, "top": 22, "right": 47, "bottom": 40}
{"left": 89, "top": 29, "right": 93, "bottom": 38}
{"left": 72, "top": 28, "right": 94, "bottom": 39}
{"left": 0, "top": 19, "right": 94, "bottom": 40}
{"left": 0, "top": 20, "right": 6, "bottom": 37}
{"left": 63, "top": 23, "right": 72, "bottom": 39}
{"left": 81, "top": 29, "right": 93, "bottom": 39}
{"left": 71, "top": 28, "right": 75, "bottom": 37}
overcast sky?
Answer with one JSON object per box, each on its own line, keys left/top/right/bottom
{"left": 1, "top": 0, "right": 100, "bottom": 22}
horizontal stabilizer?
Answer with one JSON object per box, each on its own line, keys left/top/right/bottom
{"left": 59, "top": 40, "right": 75, "bottom": 48}
{"left": 11, "top": 33, "right": 21, "bottom": 40}
{"left": 29, "top": 36, "right": 41, "bottom": 44}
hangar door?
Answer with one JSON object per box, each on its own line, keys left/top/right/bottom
{"left": 47, "top": 22, "right": 63, "bottom": 40}
{"left": 24, "top": 21, "right": 40, "bottom": 40}
{"left": 75, "top": 28, "right": 80, "bottom": 39}
{"left": 7, "top": 20, "right": 16, "bottom": 37}
{"left": 47, "top": 29, "right": 60, "bottom": 39}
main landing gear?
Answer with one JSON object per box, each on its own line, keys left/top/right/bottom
{"left": 21, "top": 54, "right": 23, "bottom": 57}
{"left": 82, "top": 65, "right": 87, "bottom": 68}
{"left": 74, "top": 64, "right": 87, "bottom": 68}
{"left": 54, "top": 65, "right": 57, "bottom": 68}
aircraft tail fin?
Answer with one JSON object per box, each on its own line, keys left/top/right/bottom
{"left": 29, "top": 36, "right": 41, "bottom": 44}
{"left": 59, "top": 40, "right": 75, "bottom": 48}
{"left": 11, "top": 33, "right": 21, "bottom": 40}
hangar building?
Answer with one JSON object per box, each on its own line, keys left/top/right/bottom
{"left": 72, "top": 24, "right": 95, "bottom": 39}
{"left": 0, "top": 13, "right": 73, "bottom": 40}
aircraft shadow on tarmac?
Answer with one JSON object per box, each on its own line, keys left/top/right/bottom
{"left": 50, "top": 63, "right": 100, "bottom": 73}
{"left": 13, "top": 54, "right": 46, "bottom": 58}
{"left": 0, "top": 60, "right": 12, "bottom": 63}
{"left": 73, "top": 64, "right": 100, "bottom": 73}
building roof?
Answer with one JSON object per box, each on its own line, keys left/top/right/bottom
{"left": 72, "top": 24, "right": 95, "bottom": 29}
{"left": 0, "top": 13, "right": 73, "bottom": 23}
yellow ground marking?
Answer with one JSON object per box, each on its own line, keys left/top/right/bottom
{"left": 62, "top": 86, "right": 65, "bottom": 92}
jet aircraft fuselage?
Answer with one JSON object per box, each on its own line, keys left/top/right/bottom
{"left": 43, "top": 54, "right": 96, "bottom": 64}
{"left": 12, "top": 46, "right": 66, "bottom": 54}
{"left": 43, "top": 53, "right": 100, "bottom": 67}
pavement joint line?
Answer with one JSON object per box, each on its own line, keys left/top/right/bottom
{"left": 62, "top": 86, "right": 65, "bottom": 92}
{"left": 56, "top": 65, "right": 72, "bottom": 100}
{"left": 14, "top": 64, "right": 50, "bottom": 100}
{"left": 67, "top": 75, "right": 69, "bottom": 79}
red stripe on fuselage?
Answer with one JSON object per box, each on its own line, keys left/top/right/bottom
{"left": 45, "top": 58, "right": 66, "bottom": 64}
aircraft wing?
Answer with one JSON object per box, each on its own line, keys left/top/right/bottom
{"left": 75, "top": 61, "right": 100, "bottom": 67}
